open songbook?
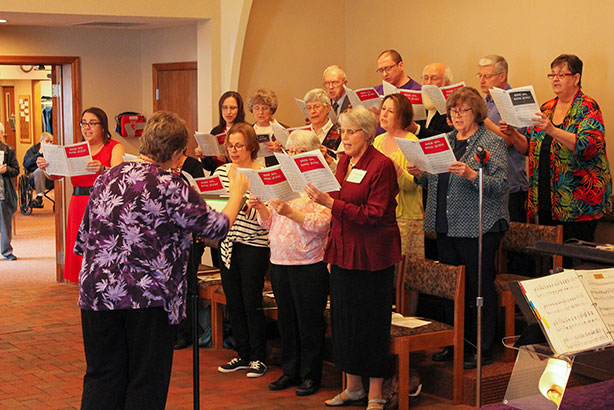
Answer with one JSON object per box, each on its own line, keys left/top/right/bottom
{"left": 194, "top": 132, "right": 226, "bottom": 157}
{"left": 489, "top": 85, "right": 540, "bottom": 128}
{"left": 343, "top": 85, "right": 382, "bottom": 111}
{"left": 41, "top": 141, "right": 94, "bottom": 177}
{"left": 271, "top": 122, "right": 310, "bottom": 149}
{"left": 0, "top": 151, "right": 4, "bottom": 165}
{"left": 238, "top": 149, "right": 340, "bottom": 202}
{"left": 510, "top": 269, "right": 614, "bottom": 356}
{"left": 421, "top": 82, "right": 465, "bottom": 115}
{"left": 395, "top": 134, "right": 456, "bottom": 174}
{"left": 398, "top": 89, "right": 426, "bottom": 121}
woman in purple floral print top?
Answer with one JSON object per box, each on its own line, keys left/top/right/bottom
{"left": 75, "top": 111, "right": 250, "bottom": 410}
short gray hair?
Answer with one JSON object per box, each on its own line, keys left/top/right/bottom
{"left": 339, "top": 106, "right": 377, "bottom": 143}
{"left": 247, "top": 88, "right": 278, "bottom": 114}
{"left": 323, "top": 65, "right": 346, "bottom": 80}
{"left": 286, "top": 130, "right": 321, "bottom": 152}
{"left": 422, "top": 63, "right": 454, "bottom": 85}
{"left": 303, "top": 88, "right": 331, "bottom": 105}
{"left": 478, "top": 55, "right": 508, "bottom": 74}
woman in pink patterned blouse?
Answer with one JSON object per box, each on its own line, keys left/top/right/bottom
{"left": 248, "top": 130, "right": 332, "bottom": 396}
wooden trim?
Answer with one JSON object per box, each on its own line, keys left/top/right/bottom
{"left": 152, "top": 61, "right": 197, "bottom": 112}
{"left": 0, "top": 55, "right": 81, "bottom": 282}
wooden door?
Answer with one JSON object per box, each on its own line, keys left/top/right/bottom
{"left": 2, "top": 86, "right": 16, "bottom": 148}
{"left": 153, "top": 62, "right": 198, "bottom": 156}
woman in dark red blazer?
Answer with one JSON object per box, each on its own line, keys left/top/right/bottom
{"left": 307, "top": 106, "right": 401, "bottom": 410}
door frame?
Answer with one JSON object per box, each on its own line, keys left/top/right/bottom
{"left": 0, "top": 56, "right": 81, "bottom": 282}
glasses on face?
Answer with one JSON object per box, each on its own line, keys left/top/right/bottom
{"left": 222, "top": 105, "right": 238, "bottom": 111}
{"left": 375, "top": 63, "right": 399, "bottom": 75}
{"left": 475, "top": 73, "right": 501, "bottom": 80}
{"left": 421, "top": 75, "right": 441, "bottom": 82}
{"left": 226, "top": 143, "right": 246, "bottom": 151}
{"left": 339, "top": 128, "right": 363, "bottom": 135}
{"left": 449, "top": 107, "right": 473, "bottom": 117}
{"left": 323, "top": 81, "right": 342, "bottom": 88}
{"left": 306, "top": 103, "right": 324, "bottom": 112}
{"left": 252, "top": 105, "right": 271, "bottom": 113}
{"left": 547, "top": 72, "right": 574, "bottom": 80}
{"left": 80, "top": 121, "right": 101, "bottom": 128}
{"left": 287, "top": 148, "right": 307, "bottom": 155}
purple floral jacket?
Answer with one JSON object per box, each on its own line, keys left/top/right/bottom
{"left": 75, "top": 161, "right": 229, "bottom": 324}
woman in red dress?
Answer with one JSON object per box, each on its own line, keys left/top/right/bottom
{"left": 37, "top": 107, "right": 125, "bottom": 282}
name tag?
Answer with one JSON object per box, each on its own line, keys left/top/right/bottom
{"left": 346, "top": 168, "right": 367, "bottom": 183}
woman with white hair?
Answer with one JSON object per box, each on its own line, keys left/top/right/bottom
{"left": 304, "top": 88, "right": 341, "bottom": 162}
{"left": 307, "top": 107, "right": 401, "bottom": 410}
{"left": 0, "top": 123, "right": 19, "bottom": 260}
{"left": 248, "top": 129, "right": 332, "bottom": 396}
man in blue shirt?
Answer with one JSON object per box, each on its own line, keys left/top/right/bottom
{"left": 478, "top": 55, "right": 528, "bottom": 222}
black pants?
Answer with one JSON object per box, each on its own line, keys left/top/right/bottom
{"left": 538, "top": 210, "right": 598, "bottom": 267}
{"left": 270, "top": 262, "right": 329, "bottom": 382}
{"left": 220, "top": 242, "right": 270, "bottom": 361}
{"left": 508, "top": 191, "right": 528, "bottom": 223}
{"left": 437, "top": 232, "right": 504, "bottom": 354}
{"left": 80, "top": 307, "right": 176, "bottom": 410}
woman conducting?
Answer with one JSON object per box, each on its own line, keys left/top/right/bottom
{"left": 37, "top": 107, "right": 125, "bottom": 282}
{"left": 249, "top": 130, "right": 332, "bottom": 397}
{"left": 307, "top": 106, "right": 401, "bottom": 410}
{"left": 75, "top": 111, "right": 249, "bottom": 410}
{"left": 214, "top": 123, "right": 270, "bottom": 378}
{"left": 407, "top": 87, "right": 509, "bottom": 369}
{"left": 501, "top": 54, "right": 612, "bottom": 249}
{"left": 374, "top": 93, "right": 424, "bottom": 258}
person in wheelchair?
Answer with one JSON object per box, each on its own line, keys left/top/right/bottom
{"left": 23, "top": 132, "right": 54, "bottom": 208}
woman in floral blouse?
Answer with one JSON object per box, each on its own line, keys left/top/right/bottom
{"left": 501, "top": 54, "right": 612, "bottom": 252}
{"left": 249, "top": 130, "right": 332, "bottom": 397}
{"left": 75, "top": 111, "right": 249, "bottom": 410}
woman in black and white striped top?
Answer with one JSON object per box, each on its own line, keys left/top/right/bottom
{"left": 213, "top": 123, "right": 270, "bottom": 378}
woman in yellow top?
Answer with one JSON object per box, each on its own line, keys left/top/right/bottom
{"left": 374, "top": 93, "right": 424, "bottom": 258}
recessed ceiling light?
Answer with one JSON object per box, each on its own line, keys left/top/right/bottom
{"left": 0, "top": 19, "right": 8, "bottom": 23}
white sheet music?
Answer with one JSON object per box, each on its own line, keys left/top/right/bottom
{"left": 399, "top": 90, "right": 426, "bottom": 121}
{"left": 520, "top": 270, "right": 614, "bottom": 355}
{"left": 343, "top": 85, "right": 382, "bottom": 111}
{"left": 271, "top": 122, "right": 290, "bottom": 149}
{"left": 41, "top": 141, "right": 94, "bottom": 176}
{"left": 0, "top": 151, "right": 4, "bottom": 165}
{"left": 395, "top": 134, "right": 456, "bottom": 174}
{"left": 577, "top": 268, "right": 614, "bottom": 334}
{"left": 122, "top": 153, "right": 138, "bottom": 162}
{"left": 421, "top": 82, "right": 465, "bottom": 115}
{"left": 295, "top": 98, "right": 309, "bottom": 119}
{"left": 275, "top": 149, "right": 340, "bottom": 193}
{"left": 238, "top": 166, "right": 299, "bottom": 202}
{"left": 195, "top": 132, "right": 225, "bottom": 156}
{"left": 490, "top": 85, "right": 540, "bottom": 128}
{"left": 382, "top": 81, "right": 397, "bottom": 96}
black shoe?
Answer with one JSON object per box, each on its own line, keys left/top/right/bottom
{"left": 432, "top": 347, "right": 454, "bottom": 362}
{"left": 30, "top": 197, "right": 44, "bottom": 208}
{"left": 268, "top": 374, "right": 300, "bottom": 391}
{"left": 3, "top": 254, "right": 17, "bottom": 261}
{"left": 218, "top": 357, "right": 250, "bottom": 373}
{"left": 296, "top": 379, "right": 320, "bottom": 396}
{"left": 173, "top": 334, "right": 192, "bottom": 350}
{"left": 463, "top": 353, "right": 493, "bottom": 369}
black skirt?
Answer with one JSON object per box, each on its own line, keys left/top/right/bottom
{"left": 329, "top": 264, "right": 394, "bottom": 378}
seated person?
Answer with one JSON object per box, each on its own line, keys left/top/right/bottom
{"left": 23, "top": 132, "right": 54, "bottom": 208}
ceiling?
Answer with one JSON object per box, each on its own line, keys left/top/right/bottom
{"left": 0, "top": 11, "right": 200, "bottom": 29}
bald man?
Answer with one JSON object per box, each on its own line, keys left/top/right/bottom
{"left": 409, "top": 62, "right": 454, "bottom": 139}
{"left": 323, "top": 65, "right": 350, "bottom": 117}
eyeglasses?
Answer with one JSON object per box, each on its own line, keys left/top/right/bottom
{"left": 475, "top": 73, "right": 501, "bottom": 80}
{"left": 306, "top": 103, "right": 324, "bottom": 112}
{"left": 222, "top": 105, "right": 238, "bottom": 111}
{"left": 323, "top": 81, "right": 342, "bottom": 88}
{"left": 287, "top": 148, "right": 307, "bottom": 155}
{"left": 252, "top": 105, "right": 271, "bottom": 112}
{"left": 226, "top": 143, "right": 246, "bottom": 151}
{"left": 421, "top": 75, "right": 441, "bottom": 82}
{"left": 449, "top": 107, "right": 473, "bottom": 117}
{"left": 376, "top": 63, "right": 399, "bottom": 74}
{"left": 80, "top": 121, "right": 101, "bottom": 128}
{"left": 339, "top": 128, "right": 362, "bottom": 135}
{"left": 547, "top": 72, "right": 574, "bottom": 80}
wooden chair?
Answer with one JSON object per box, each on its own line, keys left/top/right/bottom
{"left": 495, "top": 222, "right": 563, "bottom": 360}
{"left": 391, "top": 257, "right": 465, "bottom": 410}
{"left": 196, "top": 264, "right": 223, "bottom": 348}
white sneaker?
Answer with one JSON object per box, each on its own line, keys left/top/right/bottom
{"left": 246, "top": 360, "right": 267, "bottom": 378}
